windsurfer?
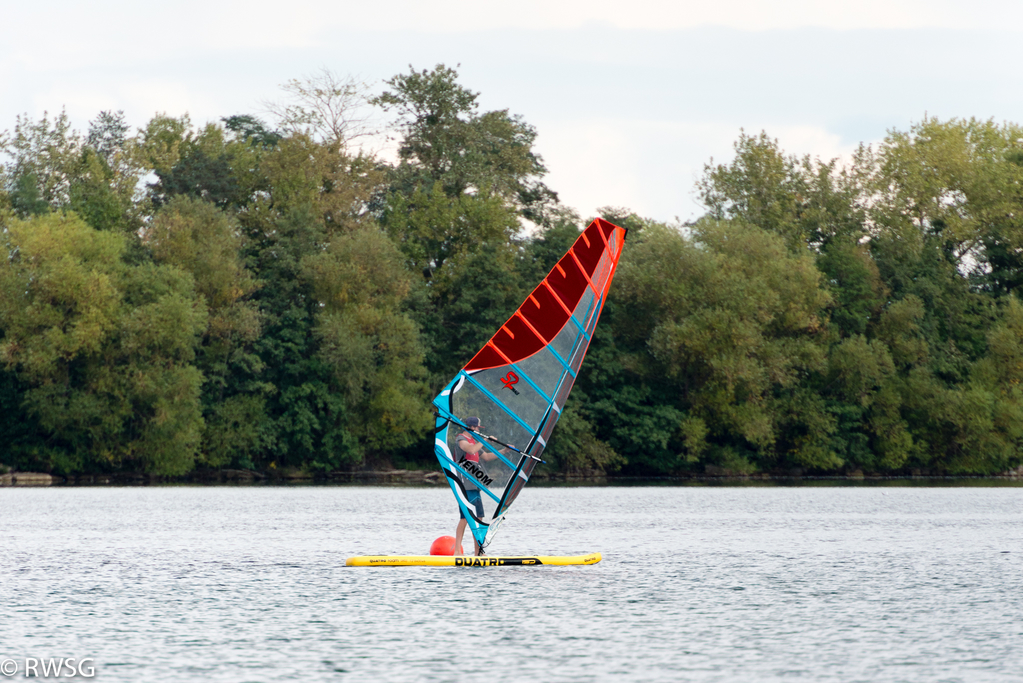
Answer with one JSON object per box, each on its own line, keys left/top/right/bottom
{"left": 454, "top": 416, "right": 498, "bottom": 556}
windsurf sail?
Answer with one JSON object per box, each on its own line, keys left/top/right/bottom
{"left": 432, "top": 218, "right": 628, "bottom": 551}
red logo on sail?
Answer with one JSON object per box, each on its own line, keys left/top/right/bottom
{"left": 500, "top": 371, "right": 521, "bottom": 395}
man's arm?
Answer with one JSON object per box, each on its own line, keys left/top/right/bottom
{"left": 481, "top": 442, "right": 518, "bottom": 462}
{"left": 457, "top": 436, "right": 484, "bottom": 455}
{"left": 459, "top": 434, "right": 500, "bottom": 462}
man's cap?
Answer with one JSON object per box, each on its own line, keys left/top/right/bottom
{"left": 466, "top": 417, "right": 481, "bottom": 428}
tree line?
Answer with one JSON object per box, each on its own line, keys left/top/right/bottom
{"left": 2, "top": 65, "right": 1022, "bottom": 477}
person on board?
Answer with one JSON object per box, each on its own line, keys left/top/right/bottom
{"left": 453, "top": 416, "right": 498, "bottom": 556}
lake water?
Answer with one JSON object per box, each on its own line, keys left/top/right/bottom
{"left": 1, "top": 485, "right": 1022, "bottom": 682}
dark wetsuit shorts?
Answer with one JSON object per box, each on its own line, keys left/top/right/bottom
{"left": 459, "top": 490, "right": 484, "bottom": 520}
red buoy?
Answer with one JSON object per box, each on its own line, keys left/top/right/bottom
{"left": 430, "top": 535, "right": 462, "bottom": 556}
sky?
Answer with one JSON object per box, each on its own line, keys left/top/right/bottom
{"left": 3, "top": 0, "right": 1023, "bottom": 223}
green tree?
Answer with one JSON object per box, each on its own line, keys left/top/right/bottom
{"left": 374, "top": 64, "right": 557, "bottom": 222}
{"left": 68, "top": 147, "right": 130, "bottom": 232}
{"left": 1, "top": 110, "right": 145, "bottom": 233}
{"left": 381, "top": 183, "right": 520, "bottom": 280}
{"left": 86, "top": 110, "right": 129, "bottom": 165}
{"left": 222, "top": 115, "right": 282, "bottom": 149}
{"left": 698, "top": 130, "right": 866, "bottom": 251}
{"left": 865, "top": 118, "right": 1023, "bottom": 274}
{"left": 609, "top": 219, "right": 835, "bottom": 473}
{"left": 146, "top": 196, "right": 266, "bottom": 468}
{"left": 303, "top": 227, "right": 431, "bottom": 456}
{"left": 1, "top": 110, "right": 81, "bottom": 215}
{"left": 237, "top": 132, "right": 395, "bottom": 471}
{"left": 0, "top": 213, "right": 206, "bottom": 475}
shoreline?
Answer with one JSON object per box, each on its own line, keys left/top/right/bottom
{"left": 2, "top": 468, "right": 1022, "bottom": 487}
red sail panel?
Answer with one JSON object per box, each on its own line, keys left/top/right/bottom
{"left": 520, "top": 283, "right": 569, "bottom": 342}
{"left": 467, "top": 344, "right": 506, "bottom": 370}
{"left": 547, "top": 253, "right": 588, "bottom": 307}
{"left": 573, "top": 222, "right": 605, "bottom": 274}
{"left": 465, "top": 219, "right": 627, "bottom": 372}
{"left": 492, "top": 314, "right": 545, "bottom": 360}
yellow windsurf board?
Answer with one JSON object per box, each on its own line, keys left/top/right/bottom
{"left": 345, "top": 553, "right": 601, "bottom": 567}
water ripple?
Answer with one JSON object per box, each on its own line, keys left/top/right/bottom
{"left": 1, "top": 486, "right": 1021, "bottom": 681}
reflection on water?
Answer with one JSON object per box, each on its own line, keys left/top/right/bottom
{"left": 2, "top": 486, "right": 1021, "bottom": 681}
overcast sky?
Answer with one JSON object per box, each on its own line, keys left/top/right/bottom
{"left": 3, "top": 0, "right": 1022, "bottom": 222}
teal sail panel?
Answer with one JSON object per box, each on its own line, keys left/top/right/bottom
{"left": 432, "top": 218, "right": 628, "bottom": 550}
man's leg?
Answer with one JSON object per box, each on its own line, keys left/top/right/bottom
{"left": 471, "top": 494, "right": 485, "bottom": 556}
{"left": 453, "top": 518, "right": 467, "bottom": 555}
